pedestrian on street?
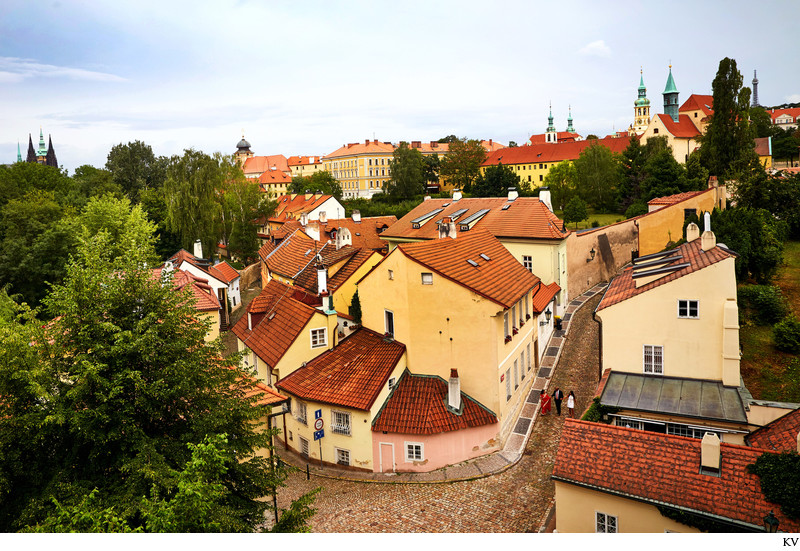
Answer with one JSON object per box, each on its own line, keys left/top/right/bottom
{"left": 567, "top": 390, "right": 576, "bottom": 418}
{"left": 540, "top": 390, "right": 552, "bottom": 415}
{"left": 552, "top": 387, "right": 564, "bottom": 415}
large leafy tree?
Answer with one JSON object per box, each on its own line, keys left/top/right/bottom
{"left": 221, "top": 173, "right": 275, "bottom": 265}
{"left": 438, "top": 137, "right": 486, "bottom": 193}
{"left": 544, "top": 160, "right": 577, "bottom": 211}
{"left": 699, "top": 57, "right": 758, "bottom": 180}
{"left": 69, "top": 165, "right": 123, "bottom": 208}
{"left": 573, "top": 142, "right": 620, "bottom": 212}
{"left": 640, "top": 149, "right": 689, "bottom": 201}
{"left": 0, "top": 221, "right": 315, "bottom": 531}
{"left": 385, "top": 142, "right": 425, "bottom": 199}
{"left": 735, "top": 170, "right": 800, "bottom": 238}
{"left": 106, "top": 140, "right": 168, "bottom": 202}
{"left": 289, "top": 171, "right": 343, "bottom": 200}
{"left": 472, "top": 163, "right": 520, "bottom": 197}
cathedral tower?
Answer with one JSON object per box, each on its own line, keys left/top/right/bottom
{"left": 663, "top": 65, "right": 679, "bottom": 122}
{"left": 633, "top": 69, "right": 651, "bottom": 134}
{"left": 545, "top": 103, "right": 558, "bottom": 143}
{"left": 566, "top": 105, "right": 575, "bottom": 133}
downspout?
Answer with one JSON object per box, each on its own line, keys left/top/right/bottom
{"left": 592, "top": 284, "right": 612, "bottom": 381}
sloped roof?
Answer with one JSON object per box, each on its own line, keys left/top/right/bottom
{"left": 482, "top": 136, "right": 631, "bottom": 167}
{"left": 152, "top": 267, "right": 221, "bottom": 312}
{"left": 552, "top": 419, "right": 800, "bottom": 532}
{"left": 397, "top": 230, "right": 541, "bottom": 309}
{"left": 269, "top": 219, "right": 303, "bottom": 240}
{"left": 292, "top": 246, "right": 359, "bottom": 293}
{"left": 769, "top": 107, "right": 800, "bottom": 123}
{"left": 371, "top": 370, "right": 497, "bottom": 434}
{"left": 531, "top": 282, "right": 561, "bottom": 313}
{"left": 287, "top": 155, "right": 322, "bottom": 166}
{"left": 231, "top": 279, "right": 319, "bottom": 367}
{"left": 597, "top": 239, "right": 736, "bottom": 311}
{"left": 167, "top": 249, "right": 240, "bottom": 285}
{"left": 257, "top": 169, "right": 292, "bottom": 185}
{"left": 746, "top": 407, "right": 800, "bottom": 451}
{"left": 679, "top": 94, "right": 714, "bottom": 116}
{"left": 382, "top": 197, "right": 569, "bottom": 242}
{"left": 233, "top": 367, "right": 289, "bottom": 407}
{"left": 242, "top": 155, "right": 290, "bottom": 175}
{"left": 319, "top": 215, "right": 397, "bottom": 250}
{"left": 263, "top": 230, "right": 324, "bottom": 280}
{"left": 528, "top": 132, "right": 582, "bottom": 145}
{"left": 655, "top": 113, "right": 702, "bottom": 138}
{"left": 270, "top": 193, "right": 338, "bottom": 222}
{"left": 754, "top": 137, "right": 772, "bottom": 157}
{"left": 294, "top": 247, "right": 376, "bottom": 296}
{"left": 276, "top": 328, "right": 406, "bottom": 411}
{"left": 647, "top": 190, "right": 706, "bottom": 206}
{"left": 324, "top": 140, "right": 396, "bottom": 159}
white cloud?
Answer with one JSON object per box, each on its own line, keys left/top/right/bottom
{"left": 579, "top": 40, "right": 611, "bottom": 58}
{"left": 0, "top": 57, "right": 126, "bottom": 83}
{"left": 785, "top": 94, "right": 800, "bottom": 103}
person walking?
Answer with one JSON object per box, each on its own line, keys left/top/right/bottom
{"left": 552, "top": 387, "right": 564, "bottom": 415}
{"left": 567, "top": 390, "right": 576, "bottom": 418}
{"left": 540, "top": 390, "right": 552, "bottom": 415}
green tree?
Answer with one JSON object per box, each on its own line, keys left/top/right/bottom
{"left": 749, "top": 106, "right": 773, "bottom": 138}
{"left": 290, "top": 171, "right": 343, "bottom": 200}
{"left": 544, "top": 161, "right": 577, "bottom": 211}
{"left": 563, "top": 196, "right": 588, "bottom": 229}
{"left": 69, "top": 165, "right": 123, "bottom": 208}
{"left": 164, "top": 149, "right": 224, "bottom": 259}
{"left": 438, "top": 138, "right": 486, "bottom": 193}
{"left": 698, "top": 57, "right": 758, "bottom": 179}
{"left": 438, "top": 135, "right": 458, "bottom": 143}
{"left": 734, "top": 171, "right": 800, "bottom": 238}
{"left": 140, "top": 187, "right": 183, "bottom": 259}
{"left": 106, "top": 140, "right": 168, "bottom": 202}
{"left": 385, "top": 142, "right": 425, "bottom": 199}
{"left": 640, "top": 149, "right": 688, "bottom": 201}
{"left": 349, "top": 290, "right": 362, "bottom": 325}
{"left": 573, "top": 142, "right": 620, "bottom": 212}
{"left": 0, "top": 161, "right": 74, "bottom": 210}
{"left": 472, "top": 163, "right": 520, "bottom": 197}
{"left": 423, "top": 154, "right": 440, "bottom": 189}
{"left": 508, "top": 141, "right": 518, "bottom": 148}
{"left": 685, "top": 151, "right": 710, "bottom": 190}
{"left": 747, "top": 452, "right": 800, "bottom": 520}
{"left": 221, "top": 175, "right": 275, "bottom": 265}
{"left": 770, "top": 126, "right": 800, "bottom": 164}
{"left": 77, "top": 194, "right": 159, "bottom": 263}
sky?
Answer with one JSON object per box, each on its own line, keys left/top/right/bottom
{"left": 2, "top": 0, "right": 799, "bottom": 173}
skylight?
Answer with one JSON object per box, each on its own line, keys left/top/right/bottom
{"left": 480, "top": 254, "right": 491, "bottom": 261}
{"left": 411, "top": 208, "right": 444, "bottom": 229}
{"left": 466, "top": 259, "right": 479, "bottom": 267}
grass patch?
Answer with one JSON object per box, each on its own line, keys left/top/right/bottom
{"left": 553, "top": 211, "right": 623, "bottom": 230}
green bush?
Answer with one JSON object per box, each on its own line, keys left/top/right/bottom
{"left": 581, "top": 397, "right": 618, "bottom": 423}
{"left": 774, "top": 316, "right": 800, "bottom": 353}
{"left": 591, "top": 220, "right": 600, "bottom": 228}
{"left": 738, "top": 285, "right": 789, "bottom": 325}
{"left": 624, "top": 201, "right": 648, "bottom": 219}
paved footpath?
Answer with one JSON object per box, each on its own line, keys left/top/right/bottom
{"left": 272, "top": 285, "right": 606, "bottom": 532}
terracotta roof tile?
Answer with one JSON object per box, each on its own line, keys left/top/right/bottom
{"left": 232, "top": 367, "right": 289, "bottom": 407}
{"left": 647, "top": 190, "right": 706, "bottom": 206}
{"left": 552, "top": 419, "right": 800, "bottom": 532}
{"left": 292, "top": 246, "right": 359, "bottom": 293}
{"left": 167, "top": 249, "right": 239, "bottom": 284}
{"left": 746, "top": 407, "right": 800, "bottom": 452}
{"left": 398, "top": 230, "right": 541, "bottom": 309}
{"left": 482, "top": 136, "right": 631, "bottom": 166}
{"left": 372, "top": 370, "right": 497, "bottom": 434}
{"left": 270, "top": 219, "right": 303, "bottom": 240}
{"left": 323, "top": 140, "right": 396, "bottom": 159}
{"left": 263, "top": 230, "right": 324, "bottom": 279}
{"left": 257, "top": 170, "right": 292, "bottom": 185}
{"left": 679, "top": 94, "right": 714, "bottom": 116}
{"left": 597, "top": 239, "right": 736, "bottom": 311}
{"left": 754, "top": 137, "right": 772, "bottom": 157}
{"left": 319, "top": 216, "right": 397, "bottom": 250}
{"left": 276, "top": 328, "right": 405, "bottom": 411}
{"left": 152, "top": 267, "right": 221, "bottom": 312}
{"left": 528, "top": 131, "right": 582, "bottom": 145}
{"left": 231, "top": 279, "right": 318, "bottom": 367}
{"left": 382, "top": 197, "right": 569, "bottom": 242}
{"left": 531, "top": 282, "right": 561, "bottom": 313}
{"left": 242, "top": 155, "right": 290, "bottom": 175}
{"left": 287, "top": 155, "right": 322, "bottom": 166}
{"left": 270, "top": 193, "right": 336, "bottom": 223}
{"left": 769, "top": 107, "right": 800, "bottom": 123}
{"left": 655, "top": 114, "right": 702, "bottom": 138}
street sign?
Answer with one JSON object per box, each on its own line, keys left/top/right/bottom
{"left": 314, "top": 429, "right": 324, "bottom": 441}
{"left": 315, "top": 409, "right": 322, "bottom": 420}
{"left": 314, "top": 418, "right": 324, "bottom": 431}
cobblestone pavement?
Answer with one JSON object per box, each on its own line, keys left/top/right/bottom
{"left": 273, "top": 292, "right": 604, "bottom": 533}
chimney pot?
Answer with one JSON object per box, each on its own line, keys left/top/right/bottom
{"left": 193, "top": 239, "right": 203, "bottom": 259}
{"left": 452, "top": 190, "right": 462, "bottom": 201}
{"left": 448, "top": 369, "right": 461, "bottom": 410}
{"left": 686, "top": 222, "right": 700, "bottom": 242}
{"left": 508, "top": 188, "right": 519, "bottom": 201}
{"left": 701, "top": 432, "right": 721, "bottom": 471}
{"left": 351, "top": 210, "right": 361, "bottom": 223}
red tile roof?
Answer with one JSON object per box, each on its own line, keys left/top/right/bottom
{"left": 294, "top": 247, "right": 377, "bottom": 297}
{"left": 647, "top": 190, "right": 706, "bottom": 206}
{"left": 528, "top": 132, "right": 582, "bottom": 145}
{"left": 371, "top": 370, "right": 497, "bottom": 434}
{"left": 531, "top": 282, "right": 561, "bottom": 314}
{"left": 552, "top": 419, "right": 800, "bottom": 532}
{"left": 167, "top": 249, "right": 240, "bottom": 285}
{"left": 754, "top": 137, "right": 772, "bottom": 157}
{"left": 287, "top": 155, "right": 322, "bottom": 166}
{"left": 233, "top": 367, "right": 289, "bottom": 407}
{"left": 746, "top": 407, "right": 800, "bottom": 452}
{"left": 324, "top": 140, "right": 396, "bottom": 159}
{"left": 152, "top": 267, "right": 221, "bottom": 312}
{"left": 270, "top": 193, "right": 338, "bottom": 223}
{"left": 242, "top": 155, "right": 290, "bottom": 175}
{"left": 397, "top": 230, "right": 541, "bottom": 309}
{"left": 262, "top": 230, "right": 323, "bottom": 280}
{"left": 257, "top": 169, "right": 292, "bottom": 185}
{"left": 482, "top": 136, "right": 631, "bottom": 166}
{"left": 680, "top": 94, "right": 714, "bottom": 116}
{"left": 319, "top": 216, "right": 397, "bottom": 250}
{"left": 269, "top": 219, "right": 303, "bottom": 241}
{"left": 769, "top": 107, "right": 800, "bottom": 123}
{"left": 655, "top": 113, "right": 702, "bottom": 138}
{"left": 597, "top": 239, "right": 736, "bottom": 311}
{"left": 231, "top": 279, "right": 319, "bottom": 368}
{"left": 292, "top": 245, "right": 359, "bottom": 293}
{"left": 276, "top": 328, "right": 406, "bottom": 411}
{"left": 382, "top": 197, "right": 569, "bottom": 242}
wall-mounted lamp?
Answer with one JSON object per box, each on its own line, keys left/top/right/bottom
{"left": 586, "top": 247, "right": 596, "bottom": 262}
{"left": 764, "top": 511, "right": 780, "bottom": 533}
{"left": 540, "top": 308, "right": 552, "bottom": 326}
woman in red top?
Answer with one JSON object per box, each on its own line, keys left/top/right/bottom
{"left": 540, "top": 390, "right": 552, "bottom": 415}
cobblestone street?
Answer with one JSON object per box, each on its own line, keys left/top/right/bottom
{"left": 274, "top": 293, "right": 603, "bottom": 533}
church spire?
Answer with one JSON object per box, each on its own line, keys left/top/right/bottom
{"left": 45, "top": 135, "right": 58, "bottom": 168}
{"left": 17, "top": 142, "right": 22, "bottom": 163}
{"left": 663, "top": 64, "right": 680, "bottom": 122}
{"left": 566, "top": 105, "right": 575, "bottom": 133}
{"left": 26, "top": 134, "right": 36, "bottom": 163}
{"left": 632, "top": 68, "right": 652, "bottom": 135}
{"left": 546, "top": 102, "right": 558, "bottom": 143}
{"left": 36, "top": 127, "right": 47, "bottom": 160}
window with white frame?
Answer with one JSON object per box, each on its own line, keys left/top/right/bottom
{"left": 405, "top": 442, "right": 424, "bottom": 462}
{"left": 504, "top": 312, "right": 509, "bottom": 337}
{"left": 643, "top": 345, "right": 664, "bottom": 374}
{"left": 596, "top": 512, "right": 617, "bottom": 533}
{"left": 421, "top": 272, "right": 433, "bottom": 285}
{"left": 331, "top": 410, "right": 351, "bottom": 435}
{"left": 335, "top": 448, "right": 351, "bottom": 466}
{"left": 520, "top": 352, "right": 526, "bottom": 380}
{"left": 527, "top": 343, "right": 532, "bottom": 371}
{"left": 310, "top": 328, "right": 327, "bottom": 348}
{"left": 388, "top": 377, "right": 396, "bottom": 391}
{"left": 677, "top": 299, "right": 699, "bottom": 319}
{"left": 385, "top": 310, "right": 395, "bottom": 337}
{"left": 505, "top": 369, "right": 512, "bottom": 401}
{"left": 299, "top": 436, "right": 309, "bottom": 457}
{"left": 295, "top": 401, "right": 307, "bottom": 424}
{"left": 523, "top": 255, "right": 533, "bottom": 272}
{"left": 513, "top": 359, "right": 519, "bottom": 389}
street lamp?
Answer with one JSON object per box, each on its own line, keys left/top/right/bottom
{"left": 540, "top": 308, "right": 552, "bottom": 326}
{"left": 764, "top": 511, "right": 780, "bottom": 533}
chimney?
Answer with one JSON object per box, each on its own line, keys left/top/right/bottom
{"left": 489, "top": 139, "right": 493, "bottom": 146}
{"left": 423, "top": 195, "right": 431, "bottom": 201}
{"left": 452, "top": 189, "right": 462, "bottom": 201}
{"left": 365, "top": 139, "right": 369, "bottom": 145}
{"left": 686, "top": 222, "right": 700, "bottom": 242}
{"left": 507, "top": 188, "right": 519, "bottom": 201}
{"left": 439, "top": 216, "right": 457, "bottom": 239}
{"left": 539, "top": 187, "right": 553, "bottom": 212}
{"left": 300, "top": 212, "right": 309, "bottom": 226}
{"left": 412, "top": 141, "right": 421, "bottom": 148}
{"left": 701, "top": 212, "right": 716, "bottom": 251}
{"left": 797, "top": 430, "right": 799, "bottom": 453}
{"left": 193, "top": 239, "right": 203, "bottom": 259}
{"left": 319, "top": 211, "right": 327, "bottom": 224}
{"left": 448, "top": 369, "right": 461, "bottom": 410}
{"left": 701, "top": 432, "right": 721, "bottom": 472}
{"left": 317, "top": 258, "right": 328, "bottom": 297}
{"left": 351, "top": 210, "right": 361, "bottom": 223}
{"left": 708, "top": 175, "right": 718, "bottom": 189}
{"left": 248, "top": 311, "right": 252, "bottom": 331}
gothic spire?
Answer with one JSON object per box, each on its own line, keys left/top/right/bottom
{"left": 26, "top": 133, "right": 36, "bottom": 163}
{"left": 36, "top": 128, "right": 47, "bottom": 158}
{"left": 17, "top": 142, "right": 22, "bottom": 163}
{"left": 45, "top": 135, "right": 58, "bottom": 168}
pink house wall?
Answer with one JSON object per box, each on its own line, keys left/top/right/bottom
{"left": 371, "top": 425, "right": 499, "bottom": 473}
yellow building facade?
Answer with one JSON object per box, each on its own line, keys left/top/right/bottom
{"left": 323, "top": 140, "right": 395, "bottom": 199}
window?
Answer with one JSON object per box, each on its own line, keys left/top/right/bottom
{"left": 539, "top": 175, "right": 543, "bottom": 181}
{"left": 653, "top": 128, "right": 659, "bottom": 134}
{"left": 596, "top": 512, "right": 617, "bottom": 533}
{"left": 385, "top": 310, "right": 394, "bottom": 337}
{"left": 388, "top": 377, "right": 396, "bottom": 391}
{"left": 331, "top": 410, "right": 351, "bottom": 436}
{"left": 421, "top": 272, "right": 433, "bottom": 285}
{"left": 525, "top": 293, "right": 530, "bottom": 318}
{"left": 295, "top": 401, "right": 307, "bottom": 424}
{"left": 504, "top": 312, "right": 509, "bottom": 337}
{"left": 335, "top": 448, "right": 351, "bottom": 466}
{"left": 520, "top": 352, "right": 526, "bottom": 380}
{"left": 512, "top": 305, "right": 517, "bottom": 329}
{"left": 678, "top": 300, "right": 699, "bottom": 319}
{"left": 311, "top": 328, "right": 327, "bottom": 348}
{"left": 387, "top": 269, "right": 394, "bottom": 280}
{"left": 505, "top": 369, "right": 512, "bottom": 401}
{"left": 683, "top": 208, "right": 696, "bottom": 220}
{"left": 299, "top": 436, "right": 309, "bottom": 457}
{"left": 513, "top": 359, "right": 519, "bottom": 389}
{"left": 405, "top": 442, "right": 424, "bottom": 462}
{"left": 644, "top": 345, "right": 663, "bottom": 374}
{"left": 527, "top": 343, "right": 532, "bottom": 371}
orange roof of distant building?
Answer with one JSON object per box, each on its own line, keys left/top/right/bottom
{"left": 277, "top": 328, "right": 406, "bottom": 411}
{"left": 270, "top": 193, "right": 338, "bottom": 223}
{"left": 769, "top": 107, "right": 800, "bottom": 123}
{"left": 528, "top": 132, "right": 582, "bottom": 145}
{"left": 231, "top": 279, "right": 319, "bottom": 367}
{"left": 754, "top": 137, "right": 772, "bottom": 157}
{"left": 597, "top": 239, "right": 736, "bottom": 311}
{"left": 680, "top": 94, "right": 714, "bottom": 116}
{"left": 152, "top": 267, "right": 221, "bottom": 312}
{"left": 167, "top": 249, "right": 240, "bottom": 285}
{"left": 482, "top": 136, "right": 631, "bottom": 167}
{"left": 397, "top": 230, "right": 541, "bottom": 309}
{"left": 552, "top": 419, "right": 800, "bottom": 532}
{"left": 647, "top": 190, "right": 706, "bottom": 206}
{"left": 287, "top": 155, "right": 322, "bottom": 166}
{"left": 324, "top": 140, "right": 396, "bottom": 159}
{"left": 371, "top": 370, "right": 497, "bottom": 434}
{"left": 242, "top": 155, "right": 290, "bottom": 175}
{"left": 746, "top": 407, "right": 800, "bottom": 452}
{"left": 382, "top": 196, "right": 569, "bottom": 242}
{"left": 257, "top": 169, "right": 292, "bottom": 185}
{"left": 407, "top": 141, "right": 450, "bottom": 154}
{"left": 319, "top": 215, "right": 397, "bottom": 250}
{"left": 232, "top": 367, "right": 289, "bottom": 407}
{"left": 480, "top": 139, "right": 505, "bottom": 152}
{"left": 262, "top": 229, "right": 324, "bottom": 280}
{"left": 293, "top": 247, "right": 375, "bottom": 296}
{"left": 654, "top": 114, "right": 702, "bottom": 138}
{"left": 269, "top": 219, "right": 303, "bottom": 241}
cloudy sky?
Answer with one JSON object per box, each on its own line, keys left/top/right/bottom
{"left": 2, "top": 0, "right": 798, "bottom": 173}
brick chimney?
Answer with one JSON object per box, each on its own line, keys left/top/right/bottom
{"left": 701, "top": 432, "right": 720, "bottom": 472}
{"left": 448, "top": 369, "right": 461, "bottom": 410}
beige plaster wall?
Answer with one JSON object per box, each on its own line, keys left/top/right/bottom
{"left": 331, "top": 251, "right": 382, "bottom": 314}
{"left": 500, "top": 238, "right": 568, "bottom": 308}
{"left": 637, "top": 188, "right": 721, "bottom": 256}
{"left": 747, "top": 404, "right": 799, "bottom": 428}
{"left": 554, "top": 482, "right": 699, "bottom": 533}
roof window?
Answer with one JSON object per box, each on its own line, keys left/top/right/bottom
{"left": 466, "top": 259, "right": 479, "bottom": 267}
{"left": 411, "top": 208, "right": 444, "bottom": 229}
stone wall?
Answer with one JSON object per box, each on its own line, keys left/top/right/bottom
{"left": 238, "top": 261, "right": 261, "bottom": 290}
